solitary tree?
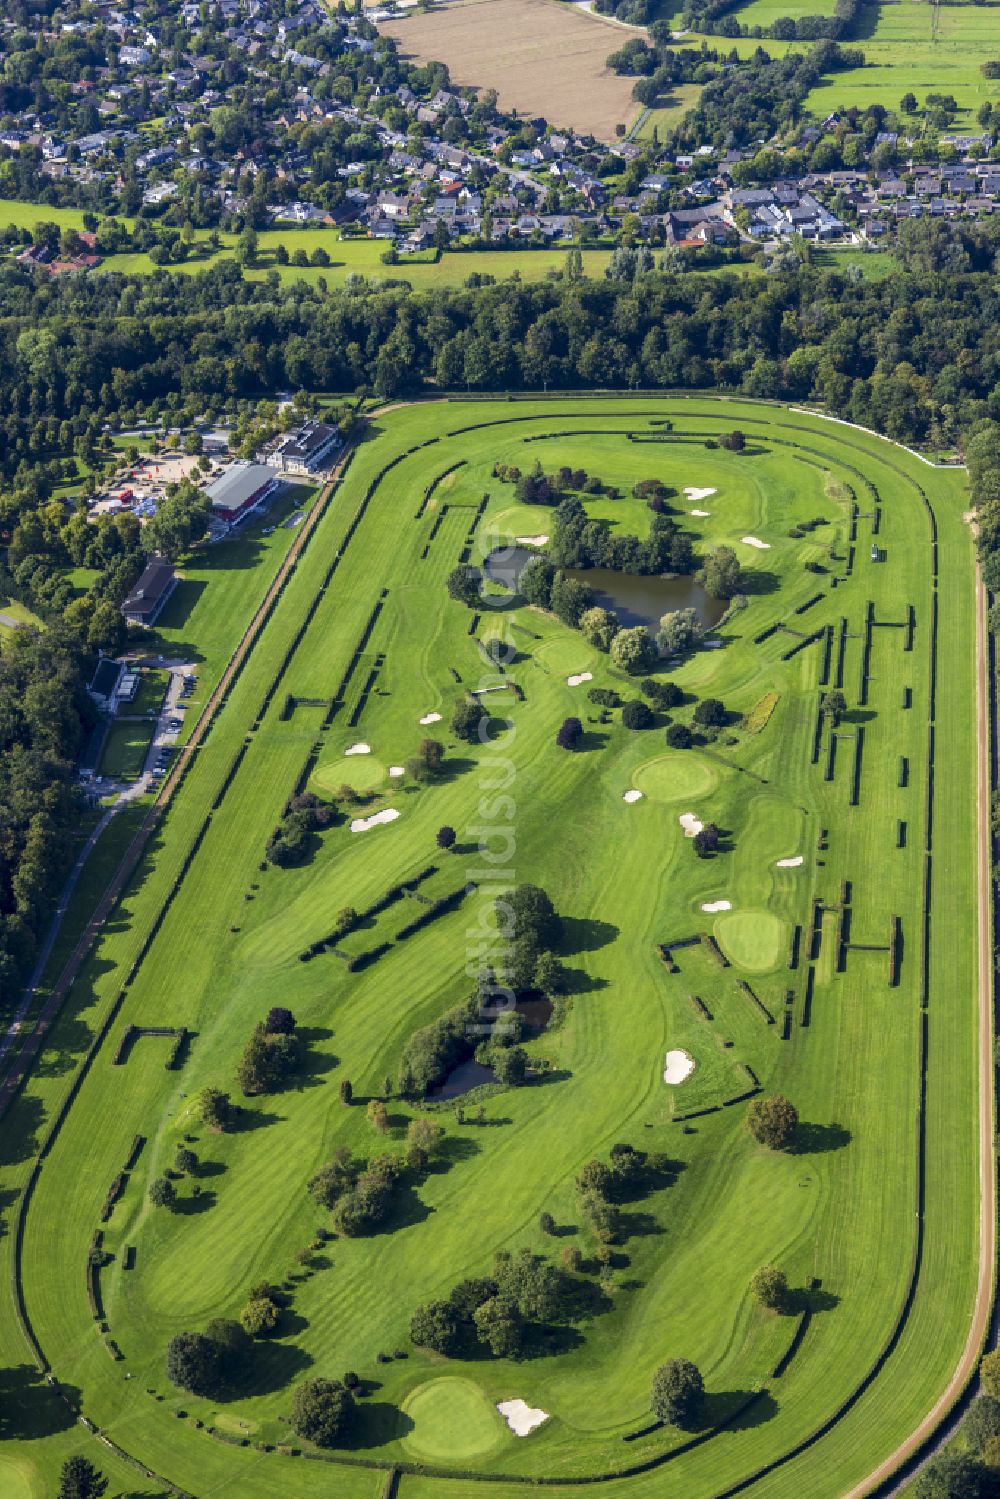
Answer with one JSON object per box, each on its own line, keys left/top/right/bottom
{"left": 198, "top": 1086, "right": 233, "bottom": 1131}
{"left": 556, "top": 716, "right": 583, "bottom": 749}
{"left": 693, "top": 823, "right": 720, "bottom": 858}
{"left": 436, "top": 824, "right": 457, "bottom": 851}
{"left": 657, "top": 608, "right": 701, "bottom": 657}
{"left": 166, "top": 1331, "right": 223, "bottom": 1395}
{"left": 174, "top": 1147, "right": 198, "bottom": 1175}
{"left": 58, "top": 1457, "right": 108, "bottom": 1499}
{"left": 746, "top": 1094, "right": 799, "bottom": 1150}
{"left": 451, "top": 698, "right": 488, "bottom": 743}
{"left": 749, "top": 1264, "right": 790, "bottom": 1312}
{"left": 149, "top": 1176, "right": 176, "bottom": 1209}
{"left": 621, "top": 699, "right": 653, "bottom": 730}
{"left": 666, "top": 722, "right": 693, "bottom": 749}
{"left": 265, "top": 1006, "right": 296, "bottom": 1034}
{"left": 694, "top": 697, "right": 725, "bottom": 727}
{"left": 651, "top": 1358, "right": 705, "bottom": 1428}
{"left": 446, "top": 565, "right": 481, "bottom": 607}
{"left": 367, "top": 1099, "right": 390, "bottom": 1134}
{"left": 822, "top": 689, "right": 847, "bottom": 726}
{"left": 339, "top": 1078, "right": 353, "bottom": 1106}
{"left": 701, "top": 547, "right": 742, "bottom": 600}
{"left": 411, "top": 1299, "right": 462, "bottom": 1355}
{"left": 290, "top": 1377, "right": 356, "bottom": 1447}
{"left": 610, "top": 626, "right": 657, "bottom": 675}
{"left": 240, "top": 1296, "right": 280, "bottom": 1337}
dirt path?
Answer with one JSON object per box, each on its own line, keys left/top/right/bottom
{"left": 0, "top": 452, "right": 350, "bottom": 1122}
{"left": 845, "top": 562, "right": 995, "bottom": 1496}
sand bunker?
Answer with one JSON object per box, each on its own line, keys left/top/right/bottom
{"left": 389, "top": 766, "right": 405, "bottom": 777}
{"left": 567, "top": 672, "right": 593, "bottom": 687}
{"left": 515, "top": 534, "right": 549, "bottom": 546}
{"left": 776, "top": 855, "right": 804, "bottom": 868}
{"left": 701, "top": 900, "right": 732, "bottom": 913}
{"left": 623, "top": 789, "right": 644, "bottom": 803}
{"left": 497, "top": 1399, "right": 549, "bottom": 1437}
{"left": 419, "top": 712, "right": 442, "bottom": 725}
{"left": 350, "top": 809, "right": 401, "bottom": 833}
{"left": 684, "top": 487, "right": 717, "bottom": 503}
{"left": 345, "top": 742, "right": 371, "bottom": 755}
{"left": 740, "top": 536, "right": 771, "bottom": 550}
{"left": 664, "top": 1049, "right": 696, "bottom": 1085}
{"left": 691, "top": 508, "right": 711, "bottom": 517}
{"left": 679, "top": 812, "right": 704, "bottom": 837}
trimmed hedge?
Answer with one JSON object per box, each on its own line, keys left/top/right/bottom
{"left": 700, "top": 932, "right": 729, "bottom": 968}
{"left": 736, "top": 981, "right": 774, "bottom": 1025}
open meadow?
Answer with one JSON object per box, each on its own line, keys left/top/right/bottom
{"left": 0, "top": 397, "right": 982, "bottom": 1499}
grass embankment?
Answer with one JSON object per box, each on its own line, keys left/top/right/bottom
{"left": 0, "top": 399, "right": 977, "bottom": 1499}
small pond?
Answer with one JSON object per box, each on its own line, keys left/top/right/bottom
{"left": 430, "top": 992, "right": 554, "bottom": 1100}
{"left": 484, "top": 548, "right": 725, "bottom": 635}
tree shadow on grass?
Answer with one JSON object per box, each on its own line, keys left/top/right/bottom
{"left": 0, "top": 1092, "right": 45, "bottom": 1166}
{"left": 221, "top": 1341, "right": 312, "bottom": 1401}
{"left": 32, "top": 1016, "right": 95, "bottom": 1079}
{"left": 423, "top": 1135, "right": 482, "bottom": 1175}
{"left": 790, "top": 1121, "right": 851, "bottom": 1154}
{"left": 436, "top": 756, "right": 478, "bottom": 784}
{"left": 740, "top": 570, "right": 780, "bottom": 597}
{"left": 617, "top": 1210, "right": 664, "bottom": 1241}
{"left": 344, "top": 1401, "right": 414, "bottom": 1449}
{"left": 0, "top": 1183, "right": 20, "bottom": 1238}
{"left": 558, "top": 916, "right": 619, "bottom": 956}
{"left": 173, "top": 1189, "right": 217, "bottom": 1215}
{"left": 0, "top": 1366, "right": 81, "bottom": 1439}
{"left": 560, "top": 967, "right": 609, "bottom": 996}
{"left": 702, "top": 1387, "right": 779, "bottom": 1432}
{"left": 230, "top": 1107, "right": 284, "bottom": 1133}
{"left": 576, "top": 730, "right": 610, "bottom": 753}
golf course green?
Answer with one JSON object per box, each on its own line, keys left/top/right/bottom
{"left": 0, "top": 397, "right": 981, "bottom": 1499}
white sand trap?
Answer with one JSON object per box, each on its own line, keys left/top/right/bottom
{"left": 389, "top": 766, "right": 405, "bottom": 777}
{"left": 664, "top": 1049, "right": 696, "bottom": 1085}
{"left": 684, "top": 487, "right": 717, "bottom": 503}
{"left": 623, "top": 789, "right": 644, "bottom": 803}
{"left": 344, "top": 742, "right": 371, "bottom": 756}
{"left": 418, "top": 712, "right": 442, "bottom": 725}
{"left": 679, "top": 812, "right": 704, "bottom": 837}
{"left": 740, "top": 536, "right": 771, "bottom": 550}
{"left": 691, "top": 508, "right": 711, "bottom": 517}
{"left": 566, "top": 671, "right": 593, "bottom": 687}
{"left": 701, "top": 900, "right": 732, "bottom": 913}
{"left": 776, "top": 855, "right": 804, "bottom": 868}
{"left": 515, "top": 534, "right": 549, "bottom": 546}
{"left": 350, "top": 809, "right": 401, "bottom": 833}
{"left": 497, "top": 1399, "right": 549, "bottom": 1437}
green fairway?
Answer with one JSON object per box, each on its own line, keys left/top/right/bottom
{"left": 0, "top": 397, "right": 980, "bottom": 1499}
{"left": 403, "top": 1378, "right": 507, "bottom": 1461}
{"left": 715, "top": 909, "right": 787, "bottom": 973}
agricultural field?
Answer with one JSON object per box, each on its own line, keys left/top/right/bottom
{"left": 378, "top": 0, "right": 643, "bottom": 137}
{"left": 0, "top": 398, "right": 984, "bottom": 1499}
{"left": 805, "top": 1, "right": 1000, "bottom": 115}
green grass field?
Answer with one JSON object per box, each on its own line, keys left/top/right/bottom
{"left": 0, "top": 398, "right": 980, "bottom": 1499}
{"left": 96, "top": 719, "right": 155, "bottom": 779}
{"left": 0, "top": 200, "right": 613, "bottom": 289}
{"left": 0, "top": 597, "right": 43, "bottom": 646}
